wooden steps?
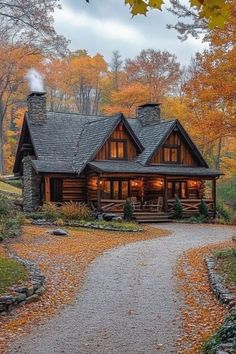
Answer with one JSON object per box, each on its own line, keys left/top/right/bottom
{"left": 134, "top": 212, "right": 172, "bottom": 223}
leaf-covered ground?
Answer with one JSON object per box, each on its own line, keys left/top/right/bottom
{"left": 0, "top": 224, "right": 168, "bottom": 353}
{"left": 176, "top": 240, "right": 236, "bottom": 353}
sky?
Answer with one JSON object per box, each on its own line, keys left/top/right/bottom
{"left": 53, "top": 0, "right": 207, "bottom": 67}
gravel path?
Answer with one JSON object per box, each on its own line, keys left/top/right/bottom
{"left": 8, "top": 224, "right": 235, "bottom": 354}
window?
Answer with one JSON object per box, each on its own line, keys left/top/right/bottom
{"left": 163, "top": 146, "right": 179, "bottom": 163}
{"left": 101, "top": 180, "right": 130, "bottom": 200}
{"left": 109, "top": 140, "right": 126, "bottom": 160}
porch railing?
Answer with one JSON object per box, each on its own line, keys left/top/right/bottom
{"left": 167, "top": 199, "right": 214, "bottom": 213}
{"left": 101, "top": 199, "right": 125, "bottom": 212}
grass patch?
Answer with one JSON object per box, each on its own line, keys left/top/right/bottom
{"left": 0, "top": 256, "right": 28, "bottom": 295}
{"left": 214, "top": 248, "right": 236, "bottom": 286}
{"left": 68, "top": 219, "right": 142, "bottom": 232}
{"left": 0, "top": 181, "right": 21, "bottom": 195}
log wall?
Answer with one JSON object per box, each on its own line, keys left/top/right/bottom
{"left": 150, "top": 131, "right": 197, "bottom": 166}
{"left": 62, "top": 178, "right": 86, "bottom": 202}
{"left": 95, "top": 122, "right": 138, "bottom": 160}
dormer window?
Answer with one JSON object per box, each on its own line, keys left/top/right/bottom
{"left": 109, "top": 139, "right": 127, "bottom": 160}
{"left": 163, "top": 145, "right": 179, "bottom": 163}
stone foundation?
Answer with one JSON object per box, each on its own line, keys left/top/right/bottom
{"left": 23, "top": 156, "right": 41, "bottom": 212}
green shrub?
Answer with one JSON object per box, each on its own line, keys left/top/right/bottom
{"left": 186, "top": 215, "right": 209, "bottom": 224}
{"left": 60, "top": 202, "right": 91, "bottom": 220}
{"left": 123, "top": 200, "right": 133, "bottom": 221}
{"left": 4, "top": 179, "right": 22, "bottom": 189}
{"left": 172, "top": 196, "right": 183, "bottom": 220}
{"left": 199, "top": 199, "right": 209, "bottom": 218}
{"left": 216, "top": 203, "right": 232, "bottom": 222}
{"left": 26, "top": 212, "right": 46, "bottom": 220}
{"left": 0, "top": 217, "right": 21, "bottom": 241}
{"left": 42, "top": 203, "right": 60, "bottom": 221}
{"left": 0, "top": 194, "right": 10, "bottom": 216}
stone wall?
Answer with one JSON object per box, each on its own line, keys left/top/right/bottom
{"left": 137, "top": 104, "right": 161, "bottom": 125}
{"left": 23, "top": 156, "right": 41, "bottom": 212}
{"left": 0, "top": 255, "right": 45, "bottom": 314}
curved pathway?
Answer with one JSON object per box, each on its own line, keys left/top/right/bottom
{"left": 8, "top": 224, "right": 235, "bottom": 354}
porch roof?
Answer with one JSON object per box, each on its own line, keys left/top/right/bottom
{"left": 88, "top": 161, "right": 221, "bottom": 177}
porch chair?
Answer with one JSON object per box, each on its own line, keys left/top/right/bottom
{"left": 150, "top": 197, "right": 163, "bottom": 212}
{"left": 130, "top": 196, "right": 142, "bottom": 212}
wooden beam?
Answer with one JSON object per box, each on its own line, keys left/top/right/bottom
{"left": 97, "top": 174, "right": 101, "bottom": 212}
{"left": 45, "top": 176, "right": 51, "bottom": 202}
{"left": 163, "top": 176, "right": 168, "bottom": 212}
{"left": 212, "top": 178, "right": 216, "bottom": 218}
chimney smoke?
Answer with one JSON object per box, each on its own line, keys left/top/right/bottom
{"left": 25, "top": 68, "right": 44, "bottom": 92}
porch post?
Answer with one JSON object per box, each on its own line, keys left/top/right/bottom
{"left": 97, "top": 174, "right": 101, "bottom": 212}
{"left": 45, "top": 176, "right": 51, "bottom": 202}
{"left": 212, "top": 178, "right": 216, "bottom": 218}
{"left": 163, "top": 176, "right": 168, "bottom": 212}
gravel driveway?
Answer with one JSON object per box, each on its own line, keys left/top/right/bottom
{"left": 8, "top": 224, "right": 235, "bottom": 354}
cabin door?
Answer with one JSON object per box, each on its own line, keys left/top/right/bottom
{"left": 50, "top": 178, "right": 63, "bottom": 202}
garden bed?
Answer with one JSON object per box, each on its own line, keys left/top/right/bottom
{"left": 0, "top": 246, "right": 45, "bottom": 314}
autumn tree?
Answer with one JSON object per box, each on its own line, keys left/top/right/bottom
{"left": 0, "top": 0, "right": 68, "bottom": 174}
{"left": 102, "top": 82, "right": 149, "bottom": 116}
{"left": 125, "top": 49, "right": 180, "bottom": 102}
{"left": 110, "top": 50, "right": 123, "bottom": 91}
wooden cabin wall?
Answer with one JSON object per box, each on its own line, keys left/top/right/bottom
{"left": 95, "top": 123, "right": 138, "bottom": 160}
{"left": 62, "top": 178, "right": 86, "bottom": 202}
{"left": 150, "top": 131, "right": 197, "bottom": 166}
{"left": 87, "top": 176, "right": 97, "bottom": 201}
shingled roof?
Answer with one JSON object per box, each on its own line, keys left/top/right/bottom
{"left": 14, "top": 109, "right": 220, "bottom": 176}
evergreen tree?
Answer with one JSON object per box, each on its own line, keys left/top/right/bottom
{"left": 173, "top": 196, "right": 183, "bottom": 220}
{"left": 199, "top": 199, "right": 209, "bottom": 218}
{"left": 124, "top": 200, "right": 133, "bottom": 221}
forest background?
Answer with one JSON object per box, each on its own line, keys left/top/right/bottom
{"left": 0, "top": 0, "right": 235, "bottom": 212}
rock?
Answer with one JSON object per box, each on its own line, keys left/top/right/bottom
{"left": 103, "top": 213, "right": 119, "bottom": 221}
{"left": 50, "top": 229, "right": 68, "bottom": 236}
{"left": 0, "top": 295, "right": 14, "bottom": 304}
{"left": 112, "top": 216, "right": 122, "bottom": 222}
{"left": 25, "top": 294, "right": 39, "bottom": 304}
{"left": 35, "top": 286, "right": 45, "bottom": 296}
{"left": 16, "top": 293, "right": 27, "bottom": 302}
{"left": 26, "top": 286, "right": 34, "bottom": 297}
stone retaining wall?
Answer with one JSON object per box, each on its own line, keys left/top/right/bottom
{"left": 0, "top": 255, "right": 45, "bottom": 314}
{"left": 205, "top": 256, "right": 235, "bottom": 309}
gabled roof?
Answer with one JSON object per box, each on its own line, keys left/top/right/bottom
{"left": 14, "top": 108, "right": 217, "bottom": 176}
{"left": 132, "top": 119, "right": 176, "bottom": 165}
{"left": 136, "top": 119, "right": 208, "bottom": 167}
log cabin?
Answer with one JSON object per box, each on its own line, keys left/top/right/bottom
{"left": 13, "top": 92, "right": 221, "bottom": 222}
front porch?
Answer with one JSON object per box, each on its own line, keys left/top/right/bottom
{"left": 91, "top": 174, "right": 217, "bottom": 218}
{"left": 42, "top": 173, "right": 217, "bottom": 221}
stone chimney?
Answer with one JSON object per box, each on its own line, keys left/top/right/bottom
{"left": 137, "top": 103, "right": 161, "bottom": 126}
{"left": 27, "top": 92, "right": 47, "bottom": 124}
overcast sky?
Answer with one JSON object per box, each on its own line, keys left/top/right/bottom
{"left": 54, "top": 0, "right": 207, "bottom": 67}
